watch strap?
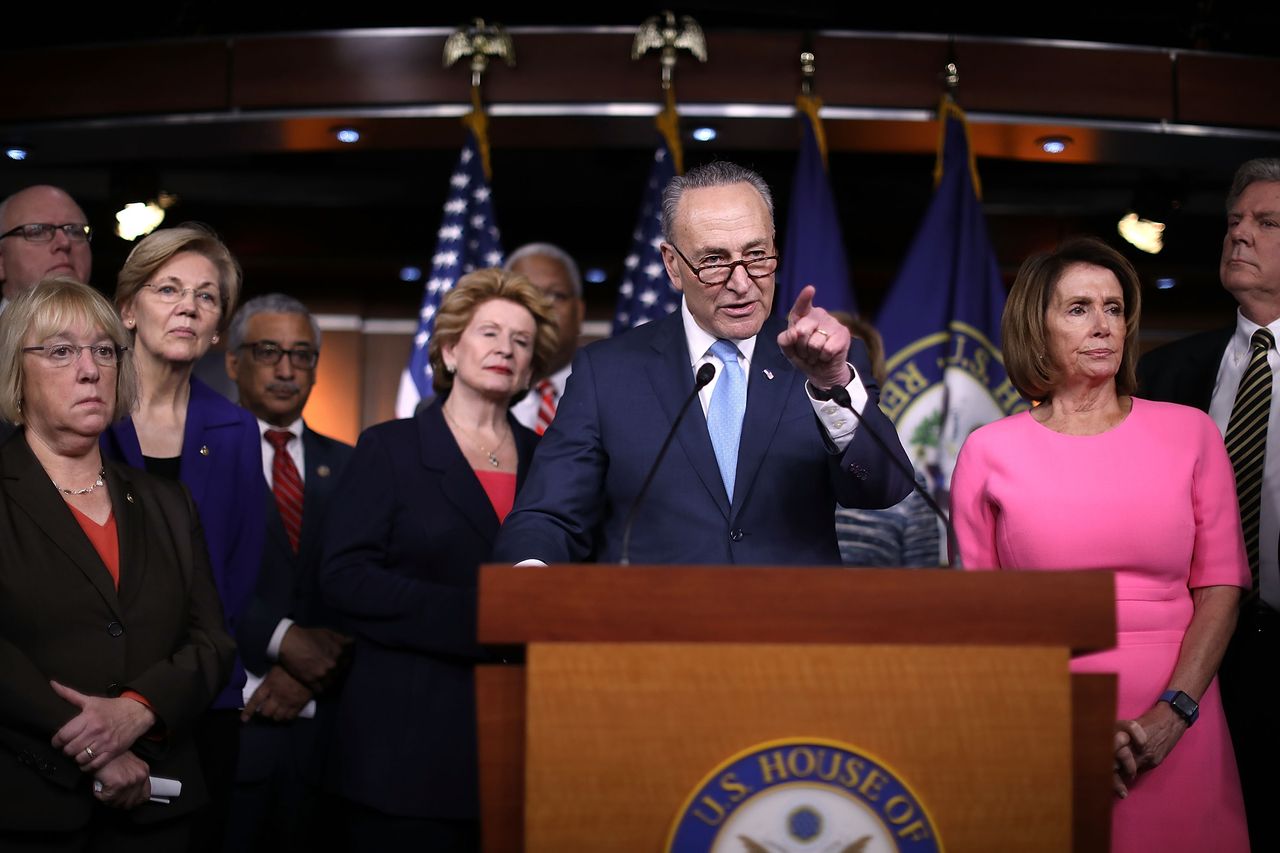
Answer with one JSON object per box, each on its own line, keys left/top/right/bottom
{"left": 1159, "top": 689, "right": 1199, "bottom": 727}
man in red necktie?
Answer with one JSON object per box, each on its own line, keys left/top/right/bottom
{"left": 505, "top": 243, "right": 585, "bottom": 434}
{"left": 223, "top": 293, "right": 355, "bottom": 851}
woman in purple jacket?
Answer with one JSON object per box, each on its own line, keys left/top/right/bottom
{"left": 102, "top": 223, "right": 264, "bottom": 853}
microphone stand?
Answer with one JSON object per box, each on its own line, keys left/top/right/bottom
{"left": 826, "top": 383, "right": 957, "bottom": 565}
{"left": 620, "top": 362, "right": 717, "bottom": 565}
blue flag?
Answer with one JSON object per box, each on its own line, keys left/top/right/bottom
{"left": 396, "top": 129, "right": 504, "bottom": 417}
{"left": 778, "top": 96, "right": 855, "bottom": 315}
{"left": 613, "top": 141, "right": 681, "bottom": 333}
{"left": 875, "top": 97, "right": 1030, "bottom": 510}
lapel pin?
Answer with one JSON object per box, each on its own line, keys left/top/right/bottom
{"left": 126, "top": 492, "right": 134, "bottom": 504}
{"left": 763, "top": 369, "right": 774, "bottom": 380}
{"left": 199, "top": 445, "right": 210, "bottom": 456}
{"left": 317, "top": 465, "right": 331, "bottom": 478}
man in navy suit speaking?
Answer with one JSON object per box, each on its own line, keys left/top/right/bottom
{"left": 493, "top": 161, "right": 914, "bottom": 566}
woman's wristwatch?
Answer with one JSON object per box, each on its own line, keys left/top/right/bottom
{"left": 1159, "top": 689, "right": 1199, "bottom": 727}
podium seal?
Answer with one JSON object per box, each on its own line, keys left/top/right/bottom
{"left": 666, "top": 738, "right": 942, "bottom": 853}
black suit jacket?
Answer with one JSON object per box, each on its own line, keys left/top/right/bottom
{"left": 318, "top": 401, "right": 537, "bottom": 820}
{"left": 236, "top": 426, "right": 354, "bottom": 782}
{"left": 0, "top": 432, "right": 235, "bottom": 831}
{"left": 1136, "top": 326, "right": 1233, "bottom": 412}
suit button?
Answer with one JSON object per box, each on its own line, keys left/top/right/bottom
{"left": 730, "top": 529, "right": 744, "bottom": 542}
{"left": 107, "top": 621, "right": 124, "bottom": 637}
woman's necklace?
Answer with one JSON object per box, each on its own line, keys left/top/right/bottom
{"left": 442, "top": 406, "right": 511, "bottom": 469}
{"left": 53, "top": 469, "right": 107, "bottom": 496}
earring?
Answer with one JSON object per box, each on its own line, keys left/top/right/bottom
{"left": 125, "top": 319, "right": 134, "bottom": 329}
{"left": 211, "top": 334, "right": 220, "bottom": 345}
{"left": 446, "top": 363, "right": 457, "bottom": 375}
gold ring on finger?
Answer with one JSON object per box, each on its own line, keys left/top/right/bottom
{"left": 84, "top": 746, "right": 96, "bottom": 759}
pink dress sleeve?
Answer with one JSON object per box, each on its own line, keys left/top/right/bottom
{"left": 1188, "top": 412, "right": 1250, "bottom": 590}
{"left": 950, "top": 428, "right": 1000, "bottom": 571}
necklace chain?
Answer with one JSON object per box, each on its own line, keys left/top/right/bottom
{"left": 54, "top": 468, "right": 107, "bottom": 496}
{"left": 441, "top": 405, "right": 511, "bottom": 469}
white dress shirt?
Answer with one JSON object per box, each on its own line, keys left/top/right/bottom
{"left": 1208, "top": 310, "right": 1280, "bottom": 608}
{"left": 256, "top": 417, "right": 306, "bottom": 662}
{"left": 510, "top": 364, "right": 572, "bottom": 431}
{"left": 679, "top": 298, "right": 868, "bottom": 451}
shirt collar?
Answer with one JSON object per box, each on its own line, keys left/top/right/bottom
{"left": 257, "top": 417, "right": 304, "bottom": 441}
{"left": 1232, "top": 308, "right": 1280, "bottom": 354}
{"left": 680, "top": 296, "right": 758, "bottom": 365}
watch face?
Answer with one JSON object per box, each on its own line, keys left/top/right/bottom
{"left": 1170, "top": 692, "right": 1198, "bottom": 720}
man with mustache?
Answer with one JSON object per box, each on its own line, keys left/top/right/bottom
{"left": 223, "top": 294, "right": 354, "bottom": 852}
{"left": 1138, "top": 157, "right": 1280, "bottom": 851}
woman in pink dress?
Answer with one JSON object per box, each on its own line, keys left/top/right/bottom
{"left": 951, "top": 236, "right": 1250, "bottom": 852}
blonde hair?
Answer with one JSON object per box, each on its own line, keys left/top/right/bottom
{"left": 0, "top": 276, "right": 138, "bottom": 424}
{"left": 427, "top": 268, "right": 559, "bottom": 396}
{"left": 115, "top": 222, "right": 243, "bottom": 333}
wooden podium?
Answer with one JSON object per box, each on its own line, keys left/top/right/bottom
{"left": 475, "top": 565, "right": 1116, "bottom": 852}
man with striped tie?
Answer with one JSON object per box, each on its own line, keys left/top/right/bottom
{"left": 223, "top": 294, "right": 354, "bottom": 852}
{"left": 1138, "top": 157, "right": 1280, "bottom": 851}
{"left": 505, "top": 242, "right": 585, "bottom": 434}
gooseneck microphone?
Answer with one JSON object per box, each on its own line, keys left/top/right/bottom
{"left": 826, "top": 383, "right": 957, "bottom": 561}
{"left": 620, "top": 362, "right": 718, "bottom": 565}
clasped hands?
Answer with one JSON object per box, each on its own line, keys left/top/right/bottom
{"left": 1112, "top": 701, "right": 1188, "bottom": 798}
{"left": 49, "top": 680, "right": 157, "bottom": 809}
{"left": 776, "top": 285, "right": 852, "bottom": 392}
{"left": 241, "top": 625, "right": 352, "bottom": 723}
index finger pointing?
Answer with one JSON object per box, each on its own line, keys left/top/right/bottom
{"left": 788, "top": 285, "right": 816, "bottom": 323}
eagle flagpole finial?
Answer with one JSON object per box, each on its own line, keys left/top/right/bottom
{"left": 443, "top": 18, "right": 515, "bottom": 90}
{"left": 631, "top": 10, "right": 707, "bottom": 91}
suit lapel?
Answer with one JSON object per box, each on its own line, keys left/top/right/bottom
{"left": 418, "top": 402, "right": 500, "bottom": 541}
{"left": 645, "top": 314, "right": 729, "bottom": 517}
{"left": 732, "top": 317, "right": 799, "bottom": 519}
{"left": 178, "top": 380, "right": 220, "bottom": 509}
{"left": 1, "top": 437, "right": 120, "bottom": 616}
{"left": 108, "top": 464, "right": 148, "bottom": 610}
{"left": 297, "top": 428, "right": 337, "bottom": 565}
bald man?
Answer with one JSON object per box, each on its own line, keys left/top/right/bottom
{"left": 0, "top": 185, "right": 93, "bottom": 310}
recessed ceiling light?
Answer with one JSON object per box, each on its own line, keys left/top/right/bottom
{"left": 4, "top": 147, "right": 28, "bottom": 161}
{"left": 584, "top": 267, "right": 607, "bottom": 284}
{"left": 1036, "top": 136, "right": 1072, "bottom": 155}
{"left": 399, "top": 266, "right": 423, "bottom": 283}
{"left": 335, "top": 128, "right": 361, "bottom": 144}
{"left": 1156, "top": 278, "right": 1176, "bottom": 290}
{"left": 691, "top": 127, "right": 717, "bottom": 143}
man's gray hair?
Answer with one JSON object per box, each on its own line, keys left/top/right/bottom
{"left": 660, "top": 161, "right": 775, "bottom": 242}
{"left": 1227, "top": 158, "right": 1280, "bottom": 211}
{"left": 226, "top": 292, "right": 321, "bottom": 352}
{"left": 503, "top": 242, "right": 583, "bottom": 297}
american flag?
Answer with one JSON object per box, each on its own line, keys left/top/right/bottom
{"left": 612, "top": 141, "right": 681, "bottom": 333}
{"left": 396, "top": 131, "right": 505, "bottom": 418}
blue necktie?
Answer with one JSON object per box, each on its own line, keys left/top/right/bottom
{"left": 706, "top": 339, "right": 746, "bottom": 501}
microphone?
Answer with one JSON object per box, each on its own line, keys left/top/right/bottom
{"left": 620, "top": 362, "right": 717, "bottom": 565}
{"left": 825, "top": 383, "right": 957, "bottom": 563}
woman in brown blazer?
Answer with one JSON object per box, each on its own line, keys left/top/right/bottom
{"left": 0, "top": 278, "right": 234, "bottom": 851}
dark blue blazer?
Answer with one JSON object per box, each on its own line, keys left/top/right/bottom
{"left": 235, "top": 425, "right": 353, "bottom": 785}
{"left": 1137, "top": 326, "right": 1233, "bottom": 413}
{"left": 492, "top": 311, "right": 915, "bottom": 566}
{"left": 102, "top": 376, "right": 265, "bottom": 709}
{"left": 318, "top": 400, "right": 537, "bottom": 820}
